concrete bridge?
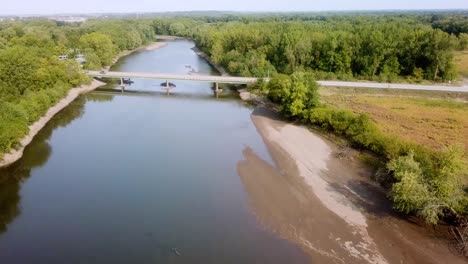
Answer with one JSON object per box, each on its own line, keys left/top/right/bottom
{"left": 87, "top": 70, "right": 266, "bottom": 84}
{"left": 87, "top": 71, "right": 468, "bottom": 93}
{"left": 87, "top": 70, "right": 268, "bottom": 94}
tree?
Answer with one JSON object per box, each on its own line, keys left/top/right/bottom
{"left": 458, "top": 33, "right": 468, "bottom": 50}
{"left": 424, "top": 29, "right": 456, "bottom": 81}
{"left": 388, "top": 151, "right": 432, "bottom": 214}
{"left": 267, "top": 72, "right": 319, "bottom": 117}
{"left": 0, "top": 46, "right": 41, "bottom": 98}
{"left": 388, "top": 146, "right": 467, "bottom": 224}
{"left": 79, "top": 32, "right": 115, "bottom": 66}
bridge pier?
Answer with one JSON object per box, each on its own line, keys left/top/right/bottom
{"left": 87, "top": 71, "right": 265, "bottom": 86}
{"left": 214, "top": 82, "right": 223, "bottom": 98}
{"left": 165, "top": 80, "right": 172, "bottom": 95}
{"left": 120, "top": 78, "right": 125, "bottom": 93}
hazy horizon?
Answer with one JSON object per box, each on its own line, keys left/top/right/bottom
{"left": 2, "top": 0, "right": 468, "bottom": 16}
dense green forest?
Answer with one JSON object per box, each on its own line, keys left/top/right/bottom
{"left": 0, "top": 12, "right": 467, "bottom": 228}
{"left": 152, "top": 15, "right": 468, "bottom": 82}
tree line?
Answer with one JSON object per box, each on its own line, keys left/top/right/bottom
{"left": 0, "top": 18, "right": 157, "bottom": 156}
{"left": 153, "top": 15, "right": 467, "bottom": 82}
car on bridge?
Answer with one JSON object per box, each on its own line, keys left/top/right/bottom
{"left": 161, "top": 82, "right": 176, "bottom": 87}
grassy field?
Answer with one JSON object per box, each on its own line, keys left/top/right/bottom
{"left": 454, "top": 50, "right": 468, "bottom": 78}
{"left": 320, "top": 87, "right": 468, "bottom": 153}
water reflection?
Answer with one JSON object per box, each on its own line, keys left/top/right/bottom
{"left": 0, "top": 94, "right": 114, "bottom": 235}
{"left": 94, "top": 87, "right": 241, "bottom": 101}
{"left": 0, "top": 40, "right": 309, "bottom": 264}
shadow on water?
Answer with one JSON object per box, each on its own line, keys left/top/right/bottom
{"left": 0, "top": 93, "right": 114, "bottom": 235}
{"left": 95, "top": 85, "right": 242, "bottom": 101}
{"left": 251, "top": 106, "right": 285, "bottom": 122}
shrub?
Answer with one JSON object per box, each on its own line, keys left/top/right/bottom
{"left": 265, "top": 72, "right": 319, "bottom": 117}
{"left": 388, "top": 147, "right": 467, "bottom": 224}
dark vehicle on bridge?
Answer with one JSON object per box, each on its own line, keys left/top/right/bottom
{"left": 161, "top": 82, "right": 176, "bottom": 87}
{"left": 122, "top": 78, "right": 134, "bottom": 85}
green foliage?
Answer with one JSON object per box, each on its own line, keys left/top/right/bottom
{"left": 388, "top": 151, "right": 432, "bottom": 214}
{"left": 305, "top": 106, "right": 395, "bottom": 155}
{"left": 297, "top": 96, "right": 467, "bottom": 224}
{"left": 253, "top": 68, "right": 466, "bottom": 224}
{"left": 266, "top": 72, "right": 319, "bottom": 117}
{"left": 158, "top": 15, "right": 464, "bottom": 81}
{"left": 84, "top": 19, "right": 156, "bottom": 51}
{"left": 388, "top": 147, "right": 467, "bottom": 224}
{"left": 79, "top": 32, "right": 115, "bottom": 66}
{"left": 0, "top": 17, "right": 160, "bottom": 158}
{"left": 431, "top": 15, "right": 468, "bottom": 36}
{"left": 412, "top": 67, "right": 424, "bottom": 82}
{"left": 458, "top": 33, "right": 468, "bottom": 50}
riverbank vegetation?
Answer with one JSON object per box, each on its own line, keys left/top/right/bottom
{"left": 251, "top": 73, "right": 467, "bottom": 229}
{"left": 0, "top": 19, "right": 157, "bottom": 158}
{"left": 320, "top": 88, "right": 468, "bottom": 229}
{"left": 151, "top": 13, "right": 468, "bottom": 244}
{"left": 0, "top": 12, "right": 467, "bottom": 250}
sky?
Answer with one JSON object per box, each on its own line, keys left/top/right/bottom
{"left": 1, "top": 0, "right": 467, "bottom": 15}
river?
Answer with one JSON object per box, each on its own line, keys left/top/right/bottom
{"left": 1, "top": 39, "right": 466, "bottom": 264}
{"left": 0, "top": 40, "right": 310, "bottom": 263}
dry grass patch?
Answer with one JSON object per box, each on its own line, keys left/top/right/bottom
{"left": 321, "top": 88, "right": 468, "bottom": 153}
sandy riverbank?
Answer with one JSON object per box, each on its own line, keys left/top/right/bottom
{"left": 0, "top": 79, "right": 106, "bottom": 168}
{"left": 106, "top": 41, "right": 168, "bottom": 69}
{"left": 0, "top": 40, "right": 171, "bottom": 168}
{"left": 238, "top": 106, "right": 466, "bottom": 263}
{"left": 144, "top": 42, "right": 167, "bottom": 51}
{"left": 157, "top": 35, "right": 182, "bottom": 41}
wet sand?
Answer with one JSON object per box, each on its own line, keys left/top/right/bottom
{"left": 237, "top": 106, "right": 466, "bottom": 263}
{"left": 0, "top": 80, "right": 105, "bottom": 168}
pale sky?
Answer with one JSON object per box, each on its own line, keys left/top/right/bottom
{"left": 2, "top": 0, "right": 467, "bottom": 15}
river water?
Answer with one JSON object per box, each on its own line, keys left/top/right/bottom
{"left": 0, "top": 40, "right": 309, "bottom": 263}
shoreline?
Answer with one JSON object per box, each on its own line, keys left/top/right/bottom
{"left": 0, "top": 79, "right": 106, "bottom": 168}
{"left": 0, "top": 40, "right": 167, "bottom": 168}
{"left": 191, "top": 46, "right": 229, "bottom": 76}
{"left": 240, "top": 106, "right": 466, "bottom": 263}
{"left": 106, "top": 41, "right": 168, "bottom": 70}
{"left": 241, "top": 108, "right": 387, "bottom": 263}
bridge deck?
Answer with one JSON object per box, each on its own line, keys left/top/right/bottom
{"left": 87, "top": 71, "right": 264, "bottom": 84}
{"left": 87, "top": 71, "right": 468, "bottom": 93}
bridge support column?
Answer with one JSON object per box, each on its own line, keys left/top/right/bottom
{"left": 165, "top": 80, "right": 171, "bottom": 95}
{"left": 120, "top": 78, "right": 125, "bottom": 93}
{"left": 214, "top": 82, "right": 222, "bottom": 98}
